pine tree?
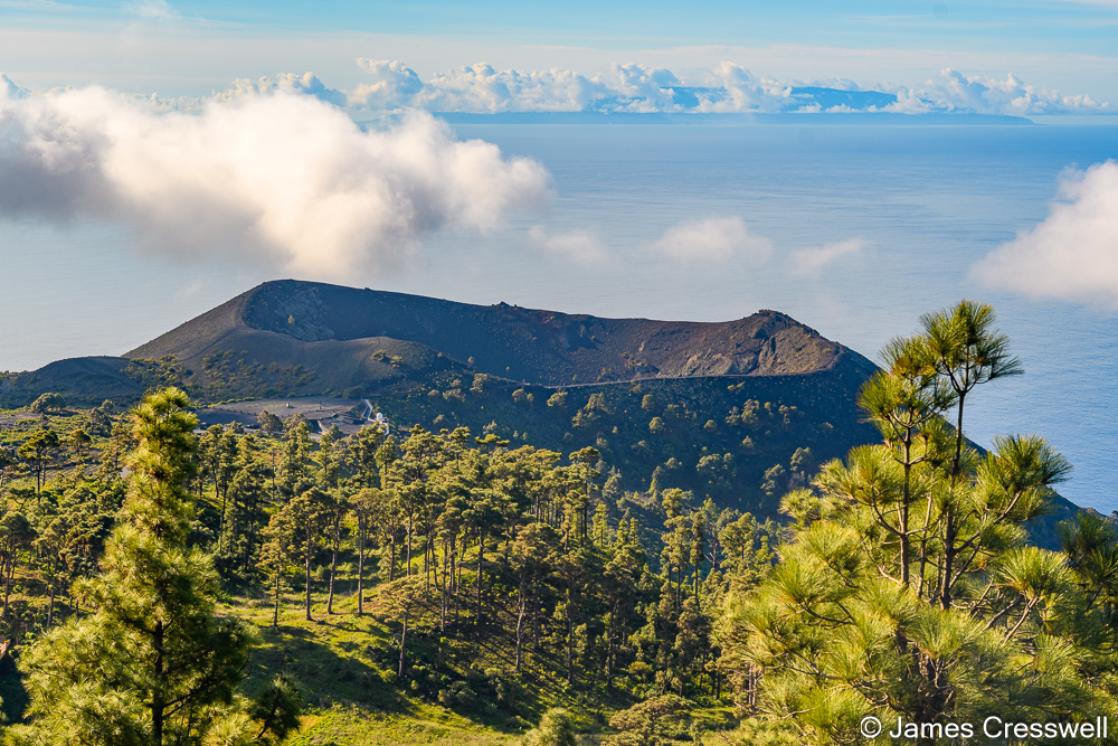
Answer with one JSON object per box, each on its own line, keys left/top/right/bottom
{"left": 349, "top": 487, "right": 382, "bottom": 615}
{"left": 17, "top": 426, "right": 59, "bottom": 498}
{"left": 260, "top": 507, "right": 297, "bottom": 629}
{"left": 278, "top": 415, "right": 312, "bottom": 499}
{"left": 280, "top": 487, "right": 332, "bottom": 621}
{"left": 14, "top": 388, "right": 251, "bottom": 745}
{"left": 216, "top": 433, "right": 269, "bottom": 585}
{"left": 921, "top": 300, "right": 1022, "bottom": 608}
{"left": 0, "top": 509, "right": 34, "bottom": 621}
{"left": 525, "top": 707, "right": 577, "bottom": 746}
{"left": 717, "top": 305, "right": 1118, "bottom": 743}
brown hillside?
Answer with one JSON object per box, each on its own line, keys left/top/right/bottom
{"left": 126, "top": 279, "right": 872, "bottom": 391}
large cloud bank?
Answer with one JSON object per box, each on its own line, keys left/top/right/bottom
{"left": 972, "top": 161, "right": 1118, "bottom": 308}
{"left": 339, "top": 61, "right": 1108, "bottom": 116}
{"left": 0, "top": 82, "right": 549, "bottom": 278}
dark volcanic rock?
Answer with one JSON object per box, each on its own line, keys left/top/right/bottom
{"left": 126, "top": 279, "right": 875, "bottom": 394}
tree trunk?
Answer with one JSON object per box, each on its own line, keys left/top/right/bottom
{"left": 941, "top": 393, "right": 968, "bottom": 609}
{"left": 3, "top": 559, "right": 12, "bottom": 619}
{"left": 515, "top": 584, "right": 526, "bottom": 673}
{"left": 450, "top": 537, "right": 458, "bottom": 594}
{"left": 405, "top": 514, "right": 413, "bottom": 577}
{"left": 304, "top": 536, "right": 313, "bottom": 621}
{"left": 900, "top": 436, "right": 912, "bottom": 586}
{"left": 424, "top": 533, "right": 430, "bottom": 592}
{"left": 219, "top": 487, "right": 228, "bottom": 552}
{"left": 565, "top": 585, "right": 574, "bottom": 686}
{"left": 327, "top": 514, "right": 339, "bottom": 614}
{"left": 438, "top": 541, "right": 448, "bottom": 632}
{"left": 272, "top": 573, "right": 281, "bottom": 628}
{"left": 451, "top": 536, "right": 459, "bottom": 625}
{"left": 475, "top": 528, "right": 485, "bottom": 625}
{"left": 356, "top": 518, "right": 366, "bottom": 615}
{"left": 397, "top": 604, "right": 409, "bottom": 679}
{"left": 152, "top": 619, "right": 165, "bottom": 746}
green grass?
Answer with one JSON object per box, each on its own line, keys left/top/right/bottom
{"left": 286, "top": 706, "right": 522, "bottom": 745}
{"left": 227, "top": 593, "right": 535, "bottom": 745}
{"left": 224, "top": 587, "right": 743, "bottom": 745}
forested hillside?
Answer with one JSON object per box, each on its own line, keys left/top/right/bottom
{"left": 0, "top": 280, "right": 885, "bottom": 516}
{"left": 0, "top": 301, "right": 1112, "bottom": 745}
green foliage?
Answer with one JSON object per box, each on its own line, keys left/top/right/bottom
{"left": 27, "top": 393, "right": 64, "bottom": 415}
{"left": 0, "top": 301, "right": 1114, "bottom": 746}
{"left": 605, "top": 694, "right": 692, "bottom": 745}
{"left": 717, "top": 301, "right": 1118, "bottom": 744}
{"left": 11, "top": 388, "right": 253, "bottom": 745}
{"left": 525, "top": 708, "right": 577, "bottom": 745}
{"left": 249, "top": 675, "right": 302, "bottom": 743}
{"left": 256, "top": 410, "right": 283, "bottom": 434}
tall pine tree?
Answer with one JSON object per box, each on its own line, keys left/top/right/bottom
{"left": 14, "top": 388, "right": 251, "bottom": 745}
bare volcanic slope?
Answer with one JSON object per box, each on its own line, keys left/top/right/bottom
{"left": 126, "top": 279, "right": 873, "bottom": 396}
{"left": 0, "top": 280, "right": 1079, "bottom": 539}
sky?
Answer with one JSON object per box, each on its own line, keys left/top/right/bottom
{"left": 1, "top": 0, "right": 1117, "bottom": 375}
{"left": 3, "top": 0, "right": 1118, "bottom": 511}
{"left": 2, "top": 0, "right": 1118, "bottom": 103}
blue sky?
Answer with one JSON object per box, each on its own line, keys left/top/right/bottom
{"left": 2, "top": 0, "right": 1118, "bottom": 102}
{"left": 14, "top": 0, "right": 1118, "bottom": 48}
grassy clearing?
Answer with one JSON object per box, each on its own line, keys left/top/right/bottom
{"left": 225, "top": 590, "right": 737, "bottom": 745}
{"left": 227, "top": 593, "right": 531, "bottom": 745}
{"left": 285, "top": 706, "right": 522, "bottom": 746}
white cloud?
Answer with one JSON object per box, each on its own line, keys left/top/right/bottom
{"left": 790, "top": 237, "right": 866, "bottom": 275}
{"left": 128, "top": 0, "right": 178, "bottom": 21}
{"left": 350, "top": 58, "right": 424, "bottom": 108}
{"left": 528, "top": 225, "right": 606, "bottom": 264}
{"left": 339, "top": 58, "right": 1108, "bottom": 116}
{"left": 887, "top": 68, "right": 1110, "bottom": 115}
{"left": 216, "top": 72, "right": 348, "bottom": 108}
{"left": 0, "top": 80, "right": 550, "bottom": 279}
{"left": 610, "top": 63, "right": 683, "bottom": 112}
{"left": 706, "top": 62, "right": 790, "bottom": 112}
{"left": 21, "top": 56, "right": 1105, "bottom": 118}
{"left": 417, "top": 63, "right": 519, "bottom": 113}
{"left": 419, "top": 63, "right": 611, "bottom": 113}
{"left": 343, "top": 59, "right": 791, "bottom": 115}
{"left": 347, "top": 61, "right": 615, "bottom": 114}
{"left": 971, "top": 161, "right": 1118, "bottom": 308}
{"left": 647, "top": 216, "right": 772, "bottom": 264}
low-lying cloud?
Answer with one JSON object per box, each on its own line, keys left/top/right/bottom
{"left": 889, "top": 68, "right": 1110, "bottom": 116}
{"left": 336, "top": 59, "right": 1108, "bottom": 117}
{"left": 971, "top": 161, "right": 1118, "bottom": 308}
{"left": 217, "top": 72, "right": 348, "bottom": 108}
{"left": 790, "top": 237, "right": 866, "bottom": 275}
{"left": 647, "top": 217, "right": 773, "bottom": 265}
{"left": 0, "top": 81, "right": 550, "bottom": 279}
{"left": 528, "top": 225, "right": 607, "bottom": 265}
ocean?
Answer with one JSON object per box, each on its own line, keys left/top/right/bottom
{"left": 3, "top": 119, "right": 1115, "bottom": 512}
{"left": 443, "top": 121, "right": 1118, "bottom": 512}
